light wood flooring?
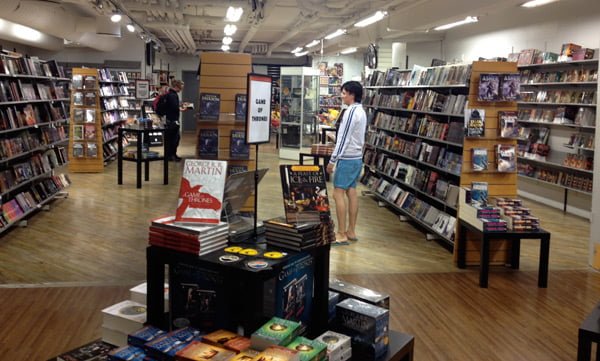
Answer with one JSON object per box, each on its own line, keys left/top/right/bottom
{"left": 0, "top": 132, "right": 598, "bottom": 360}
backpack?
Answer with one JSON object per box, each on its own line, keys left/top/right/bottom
{"left": 153, "top": 93, "right": 168, "bottom": 116}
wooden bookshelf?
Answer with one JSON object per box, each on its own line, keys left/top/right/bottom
{"left": 457, "top": 60, "right": 519, "bottom": 265}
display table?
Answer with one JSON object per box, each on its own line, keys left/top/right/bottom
{"left": 577, "top": 301, "right": 600, "bottom": 361}
{"left": 146, "top": 244, "right": 330, "bottom": 337}
{"left": 456, "top": 219, "right": 551, "bottom": 288}
{"left": 299, "top": 153, "right": 331, "bottom": 181}
{"left": 117, "top": 127, "right": 168, "bottom": 189}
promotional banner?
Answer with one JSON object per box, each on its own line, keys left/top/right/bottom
{"left": 246, "top": 73, "right": 272, "bottom": 144}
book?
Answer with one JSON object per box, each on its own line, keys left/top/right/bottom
{"left": 286, "top": 336, "right": 327, "bottom": 361}
{"left": 465, "top": 108, "right": 485, "bottom": 137}
{"left": 315, "top": 331, "right": 351, "bottom": 360}
{"left": 55, "top": 339, "right": 116, "bottom": 361}
{"left": 175, "top": 159, "right": 228, "bottom": 224}
{"left": 175, "top": 341, "right": 236, "bottom": 361}
{"left": 198, "top": 129, "right": 219, "bottom": 159}
{"left": 500, "top": 73, "right": 520, "bottom": 101}
{"left": 280, "top": 165, "right": 330, "bottom": 224}
{"left": 335, "top": 298, "right": 389, "bottom": 359}
{"left": 72, "top": 74, "right": 83, "bottom": 89}
{"left": 478, "top": 73, "right": 500, "bottom": 101}
{"left": 73, "top": 125, "right": 84, "bottom": 140}
{"left": 498, "top": 111, "right": 519, "bottom": 138}
{"left": 328, "top": 278, "right": 389, "bottom": 309}
{"left": 230, "top": 130, "right": 249, "bottom": 159}
{"left": 73, "top": 142, "right": 84, "bottom": 157}
{"left": 250, "top": 317, "right": 302, "bottom": 350}
{"left": 227, "top": 165, "right": 248, "bottom": 176}
{"left": 199, "top": 93, "right": 221, "bottom": 120}
{"left": 470, "top": 182, "right": 488, "bottom": 207}
{"left": 252, "top": 345, "right": 300, "bottom": 361}
{"left": 86, "top": 143, "right": 98, "bottom": 158}
{"left": 127, "top": 325, "right": 166, "bottom": 348}
{"left": 471, "top": 148, "right": 488, "bottom": 171}
{"left": 496, "top": 144, "right": 516, "bottom": 172}
{"left": 84, "top": 124, "right": 96, "bottom": 140}
{"left": 101, "top": 300, "right": 146, "bottom": 334}
{"left": 234, "top": 93, "right": 247, "bottom": 121}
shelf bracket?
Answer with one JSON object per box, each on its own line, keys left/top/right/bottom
{"left": 17, "top": 220, "right": 28, "bottom": 228}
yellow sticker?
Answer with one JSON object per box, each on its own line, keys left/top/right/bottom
{"left": 239, "top": 248, "right": 259, "bottom": 256}
{"left": 264, "top": 251, "right": 285, "bottom": 259}
{"left": 224, "top": 246, "right": 243, "bottom": 253}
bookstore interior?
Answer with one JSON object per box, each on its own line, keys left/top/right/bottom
{"left": 1, "top": 0, "right": 600, "bottom": 360}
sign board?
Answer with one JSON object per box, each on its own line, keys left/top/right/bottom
{"left": 246, "top": 73, "right": 272, "bottom": 144}
{"left": 135, "top": 79, "right": 150, "bottom": 99}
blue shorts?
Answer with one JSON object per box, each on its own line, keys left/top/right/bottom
{"left": 333, "top": 159, "right": 362, "bottom": 189}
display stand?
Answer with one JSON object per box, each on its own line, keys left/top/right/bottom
{"left": 456, "top": 61, "right": 519, "bottom": 265}
{"left": 68, "top": 68, "right": 104, "bottom": 173}
{"left": 117, "top": 126, "right": 168, "bottom": 188}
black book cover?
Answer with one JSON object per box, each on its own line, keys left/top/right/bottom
{"left": 230, "top": 130, "right": 249, "bottom": 159}
{"left": 234, "top": 93, "right": 247, "bottom": 121}
{"left": 199, "top": 93, "right": 221, "bottom": 120}
{"left": 198, "top": 128, "right": 219, "bottom": 159}
{"left": 478, "top": 73, "right": 501, "bottom": 101}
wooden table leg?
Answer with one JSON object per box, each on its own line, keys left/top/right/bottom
{"left": 480, "top": 234, "right": 489, "bottom": 288}
{"left": 539, "top": 235, "right": 550, "bottom": 288}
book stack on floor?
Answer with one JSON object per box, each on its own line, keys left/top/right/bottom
{"left": 149, "top": 216, "right": 229, "bottom": 256}
{"left": 130, "top": 281, "right": 169, "bottom": 312}
{"left": 101, "top": 300, "right": 147, "bottom": 347}
{"left": 495, "top": 197, "right": 541, "bottom": 232}
{"left": 264, "top": 217, "right": 334, "bottom": 252}
{"left": 311, "top": 143, "right": 334, "bottom": 156}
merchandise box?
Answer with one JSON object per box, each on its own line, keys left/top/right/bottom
{"left": 328, "top": 279, "right": 389, "bottom": 309}
{"left": 101, "top": 300, "right": 147, "bottom": 334}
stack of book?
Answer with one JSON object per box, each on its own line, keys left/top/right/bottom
{"left": 311, "top": 143, "right": 334, "bottom": 155}
{"left": 285, "top": 336, "right": 328, "bottom": 361}
{"left": 264, "top": 217, "right": 323, "bottom": 251}
{"left": 250, "top": 316, "right": 303, "bottom": 351}
{"left": 149, "top": 215, "right": 229, "bottom": 256}
{"left": 495, "top": 198, "right": 541, "bottom": 231}
{"left": 315, "top": 331, "right": 352, "bottom": 361}
{"left": 101, "top": 300, "right": 147, "bottom": 347}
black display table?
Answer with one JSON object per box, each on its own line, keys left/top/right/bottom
{"left": 456, "top": 219, "right": 551, "bottom": 288}
{"left": 299, "top": 153, "right": 331, "bottom": 181}
{"left": 118, "top": 127, "right": 168, "bottom": 189}
{"left": 146, "top": 244, "right": 330, "bottom": 337}
{"left": 578, "top": 301, "right": 600, "bottom": 361}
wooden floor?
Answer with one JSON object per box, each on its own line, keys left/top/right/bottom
{"left": 0, "top": 132, "right": 598, "bottom": 360}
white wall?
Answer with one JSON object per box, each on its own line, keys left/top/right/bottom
{"left": 312, "top": 53, "right": 363, "bottom": 81}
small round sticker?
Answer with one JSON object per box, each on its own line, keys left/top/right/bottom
{"left": 246, "top": 260, "right": 268, "bottom": 269}
{"left": 219, "top": 255, "right": 241, "bottom": 263}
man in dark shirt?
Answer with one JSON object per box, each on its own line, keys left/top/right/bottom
{"left": 164, "top": 79, "right": 186, "bottom": 161}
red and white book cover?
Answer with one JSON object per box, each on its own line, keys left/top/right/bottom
{"left": 175, "top": 159, "right": 227, "bottom": 224}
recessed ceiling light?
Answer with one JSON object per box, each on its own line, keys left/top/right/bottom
{"left": 226, "top": 6, "right": 243, "bottom": 22}
{"left": 223, "top": 36, "right": 233, "bottom": 45}
{"left": 110, "top": 13, "right": 122, "bottom": 23}
{"left": 324, "top": 29, "right": 346, "bottom": 40}
{"left": 340, "top": 47, "right": 357, "bottom": 54}
{"left": 222, "top": 44, "right": 230, "bottom": 51}
{"left": 306, "top": 40, "right": 319, "bottom": 48}
{"left": 224, "top": 24, "right": 237, "bottom": 36}
{"left": 354, "top": 11, "right": 387, "bottom": 28}
{"left": 291, "top": 47, "right": 303, "bottom": 54}
{"left": 434, "top": 16, "right": 478, "bottom": 31}
{"left": 521, "top": 0, "right": 560, "bottom": 7}
{"left": 126, "top": 23, "right": 135, "bottom": 32}
{"left": 295, "top": 51, "right": 309, "bottom": 57}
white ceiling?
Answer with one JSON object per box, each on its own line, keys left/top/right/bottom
{"left": 0, "top": 0, "right": 579, "bottom": 57}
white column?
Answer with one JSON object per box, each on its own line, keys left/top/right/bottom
{"left": 391, "top": 42, "right": 407, "bottom": 69}
{"left": 590, "top": 54, "right": 600, "bottom": 269}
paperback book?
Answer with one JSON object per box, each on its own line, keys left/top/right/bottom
{"left": 478, "top": 73, "right": 500, "bottom": 101}
{"left": 230, "top": 130, "right": 249, "bottom": 159}
{"left": 234, "top": 93, "right": 247, "bottom": 121}
{"left": 198, "top": 128, "right": 219, "bottom": 159}
{"left": 500, "top": 73, "right": 520, "bottom": 101}
{"left": 175, "top": 159, "right": 227, "bottom": 224}
{"left": 199, "top": 93, "right": 221, "bottom": 120}
{"left": 471, "top": 148, "right": 488, "bottom": 171}
{"left": 498, "top": 111, "right": 519, "bottom": 138}
{"left": 465, "top": 108, "right": 485, "bottom": 137}
{"left": 470, "top": 182, "right": 488, "bottom": 207}
{"left": 280, "top": 165, "right": 330, "bottom": 224}
{"left": 496, "top": 144, "right": 516, "bottom": 172}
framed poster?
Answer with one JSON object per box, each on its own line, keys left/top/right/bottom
{"left": 135, "top": 79, "right": 150, "bottom": 99}
{"left": 246, "top": 73, "right": 272, "bottom": 144}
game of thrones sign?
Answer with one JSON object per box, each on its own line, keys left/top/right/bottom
{"left": 246, "top": 73, "right": 272, "bottom": 144}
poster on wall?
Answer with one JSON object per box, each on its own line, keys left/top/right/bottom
{"left": 135, "top": 79, "right": 150, "bottom": 99}
{"left": 246, "top": 73, "right": 272, "bottom": 144}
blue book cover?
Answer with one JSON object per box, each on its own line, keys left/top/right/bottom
{"left": 199, "top": 93, "right": 220, "bottom": 120}
{"left": 198, "top": 129, "right": 219, "bottom": 159}
{"left": 108, "top": 345, "right": 145, "bottom": 361}
{"left": 470, "top": 182, "right": 488, "bottom": 207}
{"left": 128, "top": 326, "right": 166, "bottom": 348}
{"left": 227, "top": 165, "right": 248, "bottom": 176}
{"left": 230, "top": 130, "right": 249, "bottom": 159}
{"left": 471, "top": 148, "right": 488, "bottom": 171}
{"left": 234, "top": 93, "right": 247, "bottom": 121}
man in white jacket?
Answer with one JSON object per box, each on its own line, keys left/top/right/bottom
{"left": 326, "top": 81, "right": 366, "bottom": 243}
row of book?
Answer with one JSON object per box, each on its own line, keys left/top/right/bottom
{"left": 365, "top": 89, "right": 467, "bottom": 115}
{"left": 362, "top": 172, "right": 457, "bottom": 240}
{"left": 0, "top": 126, "right": 67, "bottom": 160}
{"left": 366, "top": 63, "right": 472, "bottom": 87}
{"left": 477, "top": 73, "right": 520, "bottom": 102}
{"left": 0, "top": 174, "right": 70, "bottom": 228}
{"left": 520, "top": 68, "right": 598, "bottom": 84}
{"left": 103, "top": 110, "right": 129, "bottom": 126}
{"left": 0, "top": 152, "right": 61, "bottom": 193}
{"left": 100, "top": 84, "right": 130, "bottom": 97}
{"left": 366, "top": 131, "right": 463, "bottom": 175}
{"left": 104, "top": 141, "right": 119, "bottom": 159}
{"left": 0, "top": 53, "right": 65, "bottom": 78}
{"left": 510, "top": 44, "right": 595, "bottom": 65}
{"left": 72, "top": 124, "right": 97, "bottom": 142}
{"left": 471, "top": 144, "right": 517, "bottom": 172}
{"left": 372, "top": 112, "right": 465, "bottom": 144}
{"left": 98, "top": 69, "right": 130, "bottom": 84}
{"left": 0, "top": 79, "right": 68, "bottom": 103}
{"left": 72, "top": 142, "right": 99, "bottom": 158}
{"left": 517, "top": 107, "right": 595, "bottom": 126}
{"left": 520, "top": 89, "right": 596, "bottom": 105}
{"left": 563, "top": 153, "right": 593, "bottom": 171}
{"left": 564, "top": 133, "right": 594, "bottom": 150}
{"left": 264, "top": 217, "right": 334, "bottom": 252}
{"left": 72, "top": 74, "right": 98, "bottom": 90}
{"left": 0, "top": 103, "right": 68, "bottom": 131}
{"left": 198, "top": 129, "right": 250, "bottom": 160}
{"left": 518, "top": 163, "right": 593, "bottom": 192}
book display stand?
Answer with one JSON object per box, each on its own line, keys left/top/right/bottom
{"left": 117, "top": 126, "right": 168, "bottom": 188}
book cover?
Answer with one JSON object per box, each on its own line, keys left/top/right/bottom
{"left": 73, "top": 142, "right": 84, "bottom": 158}
{"left": 198, "top": 129, "right": 219, "bottom": 159}
{"left": 498, "top": 111, "right": 519, "bottom": 138}
{"left": 335, "top": 298, "right": 389, "bottom": 357}
{"left": 251, "top": 317, "right": 302, "bottom": 350}
{"left": 470, "top": 182, "right": 488, "bottom": 207}
{"left": 175, "top": 341, "right": 236, "bottom": 361}
{"left": 496, "top": 144, "right": 516, "bottom": 172}
{"left": 478, "top": 73, "right": 500, "bottom": 101}
{"left": 73, "top": 125, "right": 84, "bottom": 140}
{"left": 55, "top": 339, "right": 116, "bottom": 361}
{"left": 73, "top": 109, "right": 84, "bottom": 123}
{"left": 227, "top": 165, "right": 248, "bottom": 176}
{"left": 234, "top": 93, "right": 247, "bottom": 121}
{"left": 199, "top": 93, "right": 221, "bottom": 120}
{"left": 86, "top": 143, "right": 98, "bottom": 158}
{"left": 270, "top": 253, "right": 314, "bottom": 324}
{"left": 101, "top": 300, "right": 147, "bottom": 334}
{"left": 72, "top": 74, "right": 83, "bottom": 89}
{"left": 83, "top": 75, "right": 97, "bottom": 89}
{"left": 465, "top": 108, "right": 485, "bottom": 137}
{"left": 280, "top": 165, "right": 330, "bottom": 224}
{"left": 107, "top": 345, "right": 145, "bottom": 361}
{"left": 175, "top": 159, "right": 227, "bottom": 224}
{"left": 84, "top": 91, "right": 96, "bottom": 107}
{"left": 286, "top": 336, "right": 327, "bottom": 361}
{"left": 471, "top": 148, "right": 488, "bottom": 171}
{"left": 500, "top": 73, "right": 520, "bottom": 101}
{"left": 127, "top": 325, "right": 166, "bottom": 348}
{"left": 84, "top": 124, "right": 96, "bottom": 140}
{"left": 230, "top": 130, "right": 249, "bottom": 159}
{"left": 252, "top": 345, "right": 300, "bottom": 361}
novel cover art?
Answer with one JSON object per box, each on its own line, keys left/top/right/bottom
{"left": 235, "top": 93, "right": 247, "bottom": 121}
{"left": 230, "top": 130, "right": 249, "bottom": 159}
{"left": 175, "top": 159, "right": 227, "bottom": 224}
{"left": 498, "top": 111, "right": 519, "bottom": 138}
{"left": 478, "top": 73, "right": 500, "bottom": 101}
{"left": 199, "top": 129, "right": 219, "bottom": 159}
{"left": 199, "top": 93, "right": 221, "bottom": 120}
{"left": 466, "top": 108, "right": 485, "bottom": 137}
{"left": 280, "top": 165, "right": 330, "bottom": 224}
{"left": 500, "top": 73, "right": 520, "bottom": 101}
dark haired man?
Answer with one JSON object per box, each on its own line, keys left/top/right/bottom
{"left": 326, "top": 81, "right": 366, "bottom": 243}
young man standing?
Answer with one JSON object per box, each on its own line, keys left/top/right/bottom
{"left": 326, "top": 81, "right": 366, "bottom": 243}
{"left": 164, "top": 79, "right": 187, "bottom": 161}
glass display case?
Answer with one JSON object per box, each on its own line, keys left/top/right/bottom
{"left": 279, "top": 67, "right": 320, "bottom": 159}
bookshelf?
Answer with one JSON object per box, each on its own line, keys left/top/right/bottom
{"left": 361, "top": 63, "right": 472, "bottom": 247}
{"left": 0, "top": 53, "right": 71, "bottom": 233}
{"left": 98, "top": 68, "right": 132, "bottom": 164}
{"left": 516, "top": 59, "right": 597, "bottom": 213}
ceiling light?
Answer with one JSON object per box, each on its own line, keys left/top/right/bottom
{"left": 295, "top": 51, "right": 309, "bottom": 57}
{"left": 521, "top": 0, "right": 560, "bottom": 7}
{"left": 434, "top": 16, "right": 478, "bottom": 31}
{"left": 110, "top": 12, "right": 122, "bottom": 23}
{"left": 340, "top": 47, "right": 357, "bottom": 54}
{"left": 226, "top": 6, "right": 243, "bottom": 22}
{"left": 224, "top": 24, "right": 237, "bottom": 36}
{"left": 126, "top": 23, "right": 135, "bottom": 32}
{"left": 223, "top": 36, "right": 233, "bottom": 45}
{"left": 13, "top": 24, "right": 41, "bottom": 41}
{"left": 221, "top": 44, "right": 230, "bottom": 51}
{"left": 354, "top": 11, "right": 387, "bottom": 28}
{"left": 324, "top": 29, "right": 346, "bottom": 40}
{"left": 291, "top": 47, "right": 303, "bottom": 54}
{"left": 306, "top": 40, "right": 319, "bottom": 48}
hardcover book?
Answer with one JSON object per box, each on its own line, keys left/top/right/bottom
{"left": 175, "top": 341, "right": 236, "bottom": 361}
{"left": 72, "top": 74, "right": 83, "bottom": 89}
{"left": 286, "top": 336, "right": 327, "bottom": 361}
{"left": 55, "top": 339, "right": 116, "bottom": 361}
{"left": 478, "top": 73, "right": 500, "bottom": 101}
{"left": 175, "top": 159, "right": 227, "bottom": 224}
{"left": 250, "top": 317, "right": 302, "bottom": 350}
{"left": 101, "top": 300, "right": 147, "bottom": 334}
{"left": 127, "top": 325, "right": 166, "bottom": 348}
{"left": 252, "top": 345, "right": 300, "bottom": 361}
{"left": 227, "top": 165, "right": 248, "bottom": 176}
{"left": 496, "top": 144, "right": 516, "bottom": 172}
{"left": 84, "top": 124, "right": 96, "bottom": 140}
{"left": 234, "top": 93, "right": 247, "bottom": 121}
{"left": 500, "top": 73, "right": 520, "bottom": 101}
{"left": 107, "top": 345, "right": 145, "bottom": 361}
{"left": 470, "top": 181, "right": 488, "bottom": 207}
{"left": 73, "top": 108, "right": 84, "bottom": 123}
{"left": 230, "top": 130, "right": 249, "bottom": 159}
{"left": 498, "top": 111, "right": 519, "bottom": 138}
{"left": 198, "top": 129, "right": 219, "bottom": 159}
{"left": 199, "top": 93, "right": 221, "bottom": 120}
{"left": 465, "top": 108, "right": 485, "bottom": 137}
{"left": 471, "top": 148, "right": 488, "bottom": 171}
{"left": 86, "top": 143, "right": 98, "bottom": 158}
{"left": 280, "top": 165, "right": 330, "bottom": 224}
